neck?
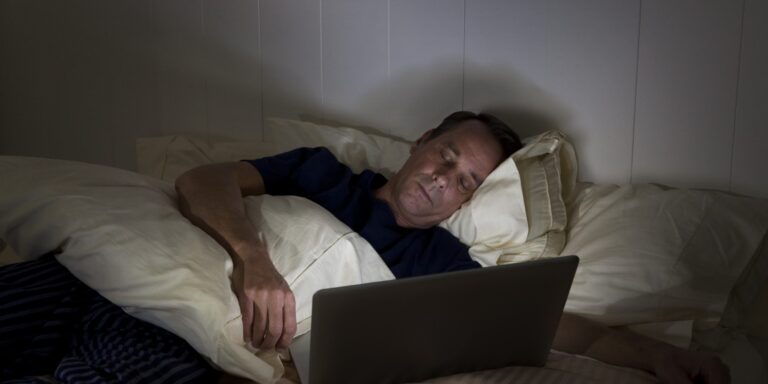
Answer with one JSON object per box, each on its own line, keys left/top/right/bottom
{"left": 373, "top": 182, "right": 419, "bottom": 229}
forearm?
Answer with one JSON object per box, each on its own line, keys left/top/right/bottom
{"left": 175, "top": 163, "right": 268, "bottom": 265}
{"left": 552, "top": 313, "right": 675, "bottom": 374}
{"left": 177, "top": 162, "right": 297, "bottom": 349}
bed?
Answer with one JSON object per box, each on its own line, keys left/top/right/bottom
{"left": 1, "top": 117, "right": 766, "bottom": 383}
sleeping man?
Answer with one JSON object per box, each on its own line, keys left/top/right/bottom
{"left": 176, "top": 111, "right": 731, "bottom": 384}
{"left": 0, "top": 111, "right": 729, "bottom": 384}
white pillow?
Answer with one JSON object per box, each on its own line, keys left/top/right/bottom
{"left": 438, "top": 156, "right": 528, "bottom": 267}
{"left": 0, "top": 156, "right": 394, "bottom": 383}
{"left": 265, "top": 117, "right": 411, "bottom": 177}
{"left": 0, "top": 238, "right": 23, "bottom": 266}
{"left": 265, "top": 119, "right": 575, "bottom": 266}
{"left": 562, "top": 182, "right": 768, "bottom": 327}
{"left": 136, "top": 135, "right": 289, "bottom": 182}
{"left": 441, "top": 130, "right": 577, "bottom": 266}
{"left": 136, "top": 119, "right": 574, "bottom": 267}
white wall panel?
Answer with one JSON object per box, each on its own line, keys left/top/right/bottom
{"left": 322, "top": 0, "right": 389, "bottom": 133}
{"left": 465, "top": 0, "right": 639, "bottom": 184}
{"left": 1, "top": 0, "right": 765, "bottom": 196}
{"left": 261, "top": 0, "right": 322, "bottom": 131}
{"left": 389, "top": 0, "right": 464, "bottom": 140}
{"left": 464, "top": 0, "right": 550, "bottom": 123}
{"left": 632, "top": 0, "right": 742, "bottom": 190}
{"left": 103, "top": 0, "right": 159, "bottom": 170}
{"left": 204, "top": 0, "right": 262, "bottom": 140}
{"left": 154, "top": 0, "right": 208, "bottom": 136}
{"left": 50, "top": 0, "right": 113, "bottom": 165}
{"left": 0, "top": 0, "right": 55, "bottom": 158}
{"left": 732, "top": 0, "right": 768, "bottom": 198}
{"left": 537, "top": 0, "right": 639, "bottom": 184}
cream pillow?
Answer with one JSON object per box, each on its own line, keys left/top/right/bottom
{"left": 136, "top": 135, "right": 288, "bottom": 182}
{"left": 441, "top": 130, "right": 576, "bottom": 266}
{"left": 0, "top": 238, "right": 23, "bottom": 266}
{"left": 136, "top": 119, "right": 573, "bottom": 267}
{"left": 503, "top": 130, "right": 576, "bottom": 263}
{"left": 438, "top": 156, "right": 528, "bottom": 267}
{"left": 562, "top": 182, "right": 768, "bottom": 327}
{"left": 0, "top": 156, "right": 393, "bottom": 383}
{"left": 265, "top": 118, "right": 411, "bottom": 177}
{"left": 265, "top": 119, "right": 575, "bottom": 266}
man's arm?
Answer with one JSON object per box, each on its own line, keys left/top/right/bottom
{"left": 554, "top": 313, "right": 730, "bottom": 384}
{"left": 175, "top": 162, "right": 296, "bottom": 350}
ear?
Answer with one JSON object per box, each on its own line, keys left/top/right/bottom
{"left": 411, "top": 129, "right": 435, "bottom": 154}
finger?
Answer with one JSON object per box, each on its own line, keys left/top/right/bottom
{"left": 238, "top": 296, "right": 253, "bottom": 343}
{"left": 278, "top": 292, "right": 297, "bottom": 350}
{"left": 261, "top": 294, "right": 284, "bottom": 349}
{"left": 252, "top": 296, "right": 268, "bottom": 347}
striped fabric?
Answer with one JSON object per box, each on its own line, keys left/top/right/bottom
{"left": 0, "top": 255, "right": 220, "bottom": 384}
{"left": 418, "top": 350, "right": 659, "bottom": 384}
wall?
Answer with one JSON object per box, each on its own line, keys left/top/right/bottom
{"left": 0, "top": 0, "right": 765, "bottom": 197}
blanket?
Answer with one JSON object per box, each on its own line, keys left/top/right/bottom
{"left": 0, "top": 156, "right": 394, "bottom": 383}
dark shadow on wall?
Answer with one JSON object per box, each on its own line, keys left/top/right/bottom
{"left": 259, "top": 59, "right": 573, "bottom": 144}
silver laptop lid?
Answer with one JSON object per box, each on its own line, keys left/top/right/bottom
{"left": 307, "top": 255, "right": 579, "bottom": 384}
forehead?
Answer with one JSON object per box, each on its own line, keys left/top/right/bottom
{"left": 431, "top": 120, "right": 503, "bottom": 173}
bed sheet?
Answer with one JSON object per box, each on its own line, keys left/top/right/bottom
{"left": 2, "top": 243, "right": 659, "bottom": 384}
{"left": 418, "top": 350, "right": 658, "bottom": 384}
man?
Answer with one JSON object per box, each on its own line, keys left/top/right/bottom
{"left": 176, "top": 111, "right": 731, "bottom": 384}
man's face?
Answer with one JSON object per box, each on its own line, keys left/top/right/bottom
{"left": 381, "top": 120, "right": 503, "bottom": 229}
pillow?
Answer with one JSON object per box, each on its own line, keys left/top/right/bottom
{"left": 136, "top": 119, "right": 575, "bottom": 267}
{"left": 441, "top": 130, "right": 577, "bottom": 266}
{"left": 562, "top": 182, "right": 768, "bottom": 327}
{"left": 438, "top": 156, "right": 529, "bottom": 266}
{"left": 0, "top": 156, "right": 394, "bottom": 383}
{"left": 265, "top": 117, "right": 411, "bottom": 177}
{"left": 135, "top": 118, "right": 413, "bottom": 181}
{"left": 136, "top": 135, "right": 289, "bottom": 182}
{"left": 690, "top": 233, "right": 768, "bottom": 384}
{"left": 265, "top": 119, "right": 576, "bottom": 266}
{"left": 0, "top": 238, "right": 24, "bottom": 266}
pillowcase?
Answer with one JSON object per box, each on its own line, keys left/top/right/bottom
{"left": 264, "top": 118, "right": 411, "bottom": 178}
{"left": 441, "top": 130, "right": 576, "bottom": 266}
{"left": 136, "top": 119, "right": 574, "bottom": 267}
{"left": 135, "top": 118, "right": 413, "bottom": 181}
{"left": 0, "top": 238, "right": 23, "bottom": 266}
{"left": 136, "top": 135, "right": 289, "bottom": 182}
{"left": 438, "top": 156, "right": 529, "bottom": 266}
{"left": 0, "top": 156, "right": 394, "bottom": 383}
{"left": 264, "top": 119, "right": 576, "bottom": 266}
{"left": 562, "top": 182, "right": 768, "bottom": 328}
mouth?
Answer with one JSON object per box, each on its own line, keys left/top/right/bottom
{"left": 417, "top": 184, "right": 433, "bottom": 206}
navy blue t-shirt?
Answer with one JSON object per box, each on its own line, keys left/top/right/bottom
{"left": 245, "top": 147, "right": 481, "bottom": 279}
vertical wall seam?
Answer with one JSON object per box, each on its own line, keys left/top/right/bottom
{"left": 461, "top": 0, "right": 466, "bottom": 110}
{"left": 319, "top": 0, "right": 325, "bottom": 124}
{"left": 729, "top": 0, "right": 747, "bottom": 193}
{"left": 200, "top": 0, "right": 210, "bottom": 140}
{"left": 257, "top": 0, "right": 264, "bottom": 141}
{"left": 387, "top": 0, "right": 391, "bottom": 128}
{"left": 629, "top": 0, "right": 643, "bottom": 184}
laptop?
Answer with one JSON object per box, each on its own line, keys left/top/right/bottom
{"left": 289, "top": 255, "right": 579, "bottom": 384}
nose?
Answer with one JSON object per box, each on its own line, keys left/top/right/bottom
{"left": 432, "top": 171, "right": 448, "bottom": 190}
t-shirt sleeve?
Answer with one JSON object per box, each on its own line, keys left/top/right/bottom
{"left": 244, "top": 147, "right": 352, "bottom": 197}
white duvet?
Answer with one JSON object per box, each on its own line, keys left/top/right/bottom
{"left": 0, "top": 156, "right": 394, "bottom": 383}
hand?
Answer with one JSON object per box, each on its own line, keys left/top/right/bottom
{"left": 652, "top": 349, "right": 730, "bottom": 384}
{"left": 230, "top": 247, "right": 297, "bottom": 351}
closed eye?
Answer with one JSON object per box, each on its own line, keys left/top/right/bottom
{"left": 459, "top": 177, "right": 475, "bottom": 193}
{"left": 441, "top": 149, "right": 451, "bottom": 162}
